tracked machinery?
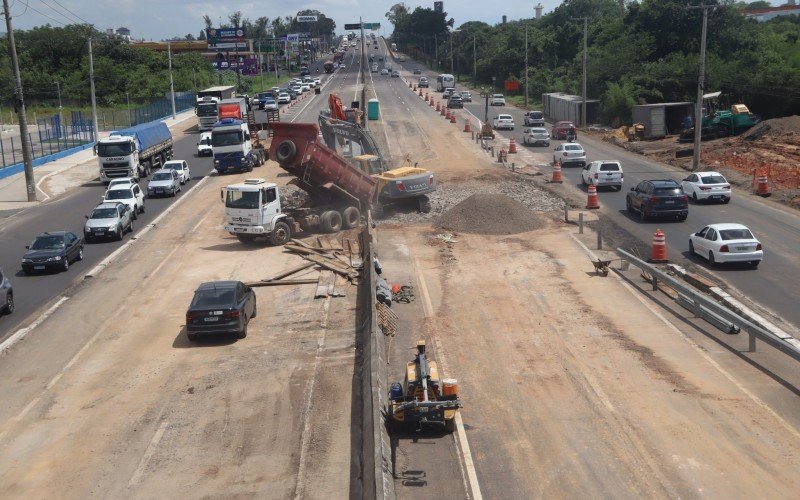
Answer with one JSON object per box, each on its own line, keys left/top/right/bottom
{"left": 318, "top": 94, "right": 437, "bottom": 214}
{"left": 389, "top": 340, "right": 461, "bottom": 432}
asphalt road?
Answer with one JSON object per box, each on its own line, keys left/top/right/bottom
{"left": 0, "top": 54, "right": 345, "bottom": 338}
{"left": 398, "top": 56, "right": 800, "bottom": 330}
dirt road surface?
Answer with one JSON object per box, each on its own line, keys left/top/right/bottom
{"left": 0, "top": 166, "right": 356, "bottom": 498}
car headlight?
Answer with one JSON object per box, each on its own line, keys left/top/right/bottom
{"left": 240, "top": 157, "right": 247, "bottom": 163}
{"left": 22, "top": 258, "right": 32, "bottom": 263}
{"left": 214, "top": 160, "right": 220, "bottom": 165}
{"left": 108, "top": 225, "right": 117, "bottom": 230}
{"left": 47, "top": 256, "right": 62, "bottom": 262}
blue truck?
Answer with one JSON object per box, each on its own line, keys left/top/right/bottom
{"left": 211, "top": 118, "right": 266, "bottom": 174}
{"left": 96, "top": 121, "right": 173, "bottom": 182}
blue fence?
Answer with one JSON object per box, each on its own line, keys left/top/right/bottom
{"left": 0, "top": 93, "right": 196, "bottom": 173}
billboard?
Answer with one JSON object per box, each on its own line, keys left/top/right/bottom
{"left": 214, "top": 57, "right": 259, "bottom": 76}
{"left": 206, "top": 27, "right": 247, "bottom": 50}
{"left": 434, "top": 1, "right": 443, "bottom": 13}
{"left": 504, "top": 80, "right": 520, "bottom": 91}
{"left": 297, "top": 15, "right": 318, "bottom": 22}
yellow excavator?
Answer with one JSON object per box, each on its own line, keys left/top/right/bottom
{"left": 388, "top": 340, "right": 461, "bottom": 432}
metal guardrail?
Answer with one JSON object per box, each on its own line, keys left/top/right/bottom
{"left": 617, "top": 248, "right": 800, "bottom": 363}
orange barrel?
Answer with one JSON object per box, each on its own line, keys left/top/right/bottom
{"left": 442, "top": 378, "right": 459, "bottom": 397}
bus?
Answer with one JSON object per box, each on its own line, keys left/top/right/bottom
{"left": 436, "top": 74, "right": 454, "bottom": 92}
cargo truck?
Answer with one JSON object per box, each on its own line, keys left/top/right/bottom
{"left": 96, "top": 121, "right": 173, "bottom": 183}
{"left": 324, "top": 60, "right": 334, "bottom": 73}
{"left": 223, "top": 122, "right": 377, "bottom": 244}
{"left": 211, "top": 118, "right": 266, "bottom": 174}
{"left": 196, "top": 86, "right": 236, "bottom": 131}
{"left": 217, "top": 98, "right": 248, "bottom": 121}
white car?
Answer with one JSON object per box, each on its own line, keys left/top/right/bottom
{"left": 522, "top": 127, "right": 549, "bottom": 147}
{"left": 277, "top": 93, "right": 291, "bottom": 104}
{"left": 197, "top": 132, "right": 212, "bottom": 157}
{"left": 102, "top": 184, "right": 145, "bottom": 218}
{"left": 490, "top": 94, "right": 506, "bottom": 106}
{"left": 581, "top": 161, "right": 623, "bottom": 190}
{"left": 553, "top": 143, "right": 587, "bottom": 167}
{"left": 163, "top": 159, "right": 191, "bottom": 184}
{"left": 681, "top": 171, "right": 731, "bottom": 204}
{"left": 689, "top": 223, "right": 763, "bottom": 268}
{"left": 300, "top": 84, "right": 311, "bottom": 92}
{"left": 313, "top": 78, "right": 321, "bottom": 86}
{"left": 492, "top": 114, "right": 515, "bottom": 130}
{"left": 107, "top": 177, "right": 138, "bottom": 190}
{"left": 460, "top": 91, "right": 472, "bottom": 102}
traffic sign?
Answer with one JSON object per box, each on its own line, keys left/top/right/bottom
{"left": 344, "top": 23, "right": 361, "bottom": 30}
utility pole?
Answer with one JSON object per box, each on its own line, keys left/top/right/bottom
{"left": 88, "top": 38, "right": 99, "bottom": 147}
{"left": 55, "top": 81, "right": 63, "bottom": 130}
{"left": 473, "top": 34, "right": 476, "bottom": 79}
{"left": 168, "top": 41, "right": 176, "bottom": 119}
{"left": 689, "top": 4, "right": 715, "bottom": 171}
{"left": 257, "top": 39, "right": 264, "bottom": 90}
{"left": 434, "top": 34, "right": 438, "bottom": 71}
{"left": 126, "top": 92, "right": 132, "bottom": 126}
{"left": 360, "top": 17, "right": 367, "bottom": 131}
{"left": 524, "top": 26, "right": 529, "bottom": 108}
{"left": 570, "top": 17, "right": 589, "bottom": 129}
{"left": 3, "top": 0, "right": 36, "bottom": 200}
{"left": 450, "top": 33, "right": 454, "bottom": 74}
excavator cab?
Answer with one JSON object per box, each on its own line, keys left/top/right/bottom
{"left": 353, "top": 154, "right": 384, "bottom": 175}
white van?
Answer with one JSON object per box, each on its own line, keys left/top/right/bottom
{"left": 581, "top": 161, "right": 623, "bottom": 190}
{"left": 197, "top": 132, "right": 212, "bottom": 157}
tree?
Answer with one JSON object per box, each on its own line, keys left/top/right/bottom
{"left": 228, "top": 11, "right": 243, "bottom": 28}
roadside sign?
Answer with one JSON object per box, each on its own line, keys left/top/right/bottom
{"left": 504, "top": 80, "right": 520, "bottom": 91}
{"left": 297, "top": 15, "right": 318, "bottom": 22}
{"left": 344, "top": 23, "right": 361, "bottom": 30}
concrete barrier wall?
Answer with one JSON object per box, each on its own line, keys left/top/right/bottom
{"left": 357, "top": 220, "right": 396, "bottom": 499}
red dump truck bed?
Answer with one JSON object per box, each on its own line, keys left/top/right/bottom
{"left": 270, "top": 122, "right": 377, "bottom": 207}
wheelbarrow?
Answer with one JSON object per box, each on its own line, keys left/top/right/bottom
{"left": 591, "top": 258, "right": 619, "bottom": 276}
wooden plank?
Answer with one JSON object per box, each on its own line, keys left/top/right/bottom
{"left": 330, "top": 236, "right": 344, "bottom": 252}
{"left": 326, "top": 270, "right": 336, "bottom": 296}
{"left": 332, "top": 274, "right": 348, "bottom": 297}
{"left": 317, "top": 236, "right": 333, "bottom": 251}
{"left": 302, "top": 253, "right": 358, "bottom": 278}
{"left": 263, "top": 262, "right": 316, "bottom": 282}
{"left": 315, "top": 271, "right": 335, "bottom": 298}
{"left": 349, "top": 237, "right": 364, "bottom": 269}
{"left": 291, "top": 238, "right": 317, "bottom": 250}
{"left": 285, "top": 244, "right": 327, "bottom": 256}
{"left": 247, "top": 279, "right": 319, "bottom": 287}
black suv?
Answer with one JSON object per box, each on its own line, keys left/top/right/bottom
{"left": 447, "top": 95, "right": 464, "bottom": 109}
{"left": 626, "top": 179, "right": 688, "bottom": 221}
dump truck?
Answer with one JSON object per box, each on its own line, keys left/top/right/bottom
{"left": 389, "top": 340, "right": 461, "bottom": 432}
{"left": 324, "top": 60, "right": 335, "bottom": 73}
{"left": 223, "top": 122, "right": 377, "bottom": 244}
{"left": 96, "top": 121, "right": 173, "bottom": 183}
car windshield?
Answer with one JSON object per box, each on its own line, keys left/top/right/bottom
{"left": 105, "top": 189, "right": 133, "bottom": 200}
{"left": 97, "top": 142, "right": 133, "bottom": 156}
{"left": 164, "top": 163, "right": 181, "bottom": 171}
{"left": 191, "top": 288, "right": 236, "bottom": 309}
{"left": 701, "top": 175, "right": 727, "bottom": 184}
{"left": 528, "top": 112, "right": 543, "bottom": 118}
{"left": 719, "top": 228, "right": 754, "bottom": 240}
{"left": 199, "top": 137, "right": 211, "bottom": 145}
{"left": 493, "top": 94, "right": 503, "bottom": 98}
{"left": 212, "top": 130, "right": 244, "bottom": 147}
{"left": 600, "top": 163, "right": 620, "bottom": 171}
{"left": 499, "top": 115, "right": 512, "bottom": 120}
{"left": 90, "top": 208, "right": 118, "bottom": 219}
{"left": 31, "top": 235, "right": 65, "bottom": 250}
{"left": 531, "top": 128, "right": 547, "bottom": 133}
{"left": 226, "top": 190, "right": 260, "bottom": 209}
{"left": 565, "top": 145, "right": 583, "bottom": 151}
{"left": 152, "top": 172, "right": 173, "bottom": 181}
{"left": 653, "top": 187, "right": 681, "bottom": 195}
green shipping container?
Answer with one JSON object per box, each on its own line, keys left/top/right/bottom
{"left": 368, "top": 98, "right": 380, "bottom": 120}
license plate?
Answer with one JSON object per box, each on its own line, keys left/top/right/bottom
{"left": 34, "top": 265, "right": 45, "bottom": 270}
{"left": 204, "top": 317, "right": 219, "bottom": 322}
{"left": 736, "top": 246, "right": 749, "bottom": 251}
{"left": 95, "top": 231, "right": 105, "bottom": 235}
{"left": 664, "top": 200, "right": 675, "bottom": 204}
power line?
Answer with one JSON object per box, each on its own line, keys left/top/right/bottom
{"left": 40, "top": 0, "right": 89, "bottom": 25}
{"left": 22, "top": 0, "right": 66, "bottom": 25}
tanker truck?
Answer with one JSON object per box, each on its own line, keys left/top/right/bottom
{"left": 96, "top": 121, "right": 173, "bottom": 183}
{"left": 223, "top": 122, "right": 377, "bottom": 244}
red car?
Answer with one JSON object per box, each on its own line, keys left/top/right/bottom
{"left": 552, "top": 121, "right": 577, "bottom": 140}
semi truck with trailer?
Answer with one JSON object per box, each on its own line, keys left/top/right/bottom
{"left": 211, "top": 118, "right": 266, "bottom": 175}
{"left": 96, "top": 121, "right": 173, "bottom": 183}
{"left": 223, "top": 122, "right": 377, "bottom": 244}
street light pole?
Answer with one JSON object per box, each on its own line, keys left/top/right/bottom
{"left": 473, "top": 34, "right": 476, "bottom": 79}
{"left": 571, "top": 17, "right": 589, "bottom": 128}
{"left": 126, "top": 92, "right": 132, "bottom": 126}
{"left": 168, "top": 41, "right": 176, "bottom": 119}
{"left": 88, "top": 38, "right": 99, "bottom": 148}
{"left": 450, "top": 33, "right": 454, "bottom": 75}
{"left": 524, "top": 26, "right": 529, "bottom": 108}
{"left": 689, "top": 4, "right": 715, "bottom": 171}
{"left": 3, "top": 0, "right": 36, "bottom": 200}
{"left": 258, "top": 38, "right": 264, "bottom": 90}
{"left": 55, "top": 81, "right": 63, "bottom": 130}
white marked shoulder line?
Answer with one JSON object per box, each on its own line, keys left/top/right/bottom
{"left": 0, "top": 296, "right": 68, "bottom": 354}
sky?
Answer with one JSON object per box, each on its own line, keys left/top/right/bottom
{"left": 9, "top": 0, "right": 565, "bottom": 40}
{"left": 8, "top": 0, "right": 788, "bottom": 40}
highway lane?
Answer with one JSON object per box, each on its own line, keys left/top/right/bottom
{"left": 398, "top": 56, "right": 800, "bottom": 329}
{"left": 0, "top": 55, "right": 351, "bottom": 338}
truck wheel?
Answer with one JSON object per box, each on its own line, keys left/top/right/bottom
{"left": 342, "top": 206, "right": 361, "bottom": 229}
{"left": 275, "top": 140, "right": 297, "bottom": 165}
{"left": 270, "top": 221, "right": 291, "bottom": 246}
{"left": 321, "top": 210, "right": 342, "bottom": 233}
{"left": 237, "top": 234, "right": 256, "bottom": 244}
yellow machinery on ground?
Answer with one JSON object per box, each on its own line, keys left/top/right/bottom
{"left": 389, "top": 340, "right": 460, "bottom": 432}
{"left": 353, "top": 154, "right": 435, "bottom": 213}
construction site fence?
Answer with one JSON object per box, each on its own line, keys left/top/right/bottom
{"left": 0, "top": 94, "right": 195, "bottom": 173}
{"left": 356, "top": 217, "right": 396, "bottom": 500}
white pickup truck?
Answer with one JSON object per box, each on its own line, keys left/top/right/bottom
{"left": 492, "top": 114, "right": 515, "bottom": 130}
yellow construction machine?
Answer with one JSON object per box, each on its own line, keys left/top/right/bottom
{"left": 353, "top": 154, "right": 435, "bottom": 213}
{"left": 389, "top": 340, "right": 461, "bottom": 432}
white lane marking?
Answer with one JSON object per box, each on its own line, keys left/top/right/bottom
{"left": 568, "top": 232, "right": 800, "bottom": 441}
{"left": 0, "top": 296, "right": 68, "bottom": 355}
{"left": 406, "top": 240, "right": 483, "bottom": 500}
{"left": 128, "top": 420, "right": 169, "bottom": 486}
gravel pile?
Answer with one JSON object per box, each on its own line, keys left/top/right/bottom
{"left": 379, "top": 178, "right": 563, "bottom": 225}
{"left": 743, "top": 115, "right": 800, "bottom": 141}
{"left": 435, "top": 193, "right": 546, "bottom": 235}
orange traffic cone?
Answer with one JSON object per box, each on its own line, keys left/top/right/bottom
{"left": 464, "top": 120, "right": 472, "bottom": 132}
{"left": 409, "top": 81, "right": 412, "bottom": 88}
{"left": 450, "top": 113, "right": 457, "bottom": 124}
{"left": 441, "top": 106, "right": 447, "bottom": 117}
{"left": 551, "top": 163, "right": 563, "bottom": 183}
{"left": 508, "top": 137, "right": 517, "bottom": 154}
{"left": 648, "top": 229, "right": 668, "bottom": 263}
{"left": 586, "top": 184, "right": 600, "bottom": 209}
{"left": 435, "top": 102, "right": 441, "bottom": 112}
{"left": 429, "top": 98, "right": 434, "bottom": 107}
{"left": 754, "top": 170, "right": 771, "bottom": 197}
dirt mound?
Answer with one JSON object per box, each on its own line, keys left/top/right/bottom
{"left": 435, "top": 193, "right": 545, "bottom": 235}
{"left": 743, "top": 115, "right": 800, "bottom": 141}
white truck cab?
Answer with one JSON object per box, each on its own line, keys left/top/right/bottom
{"left": 224, "top": 179, "right": 292, "bottom": 245}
